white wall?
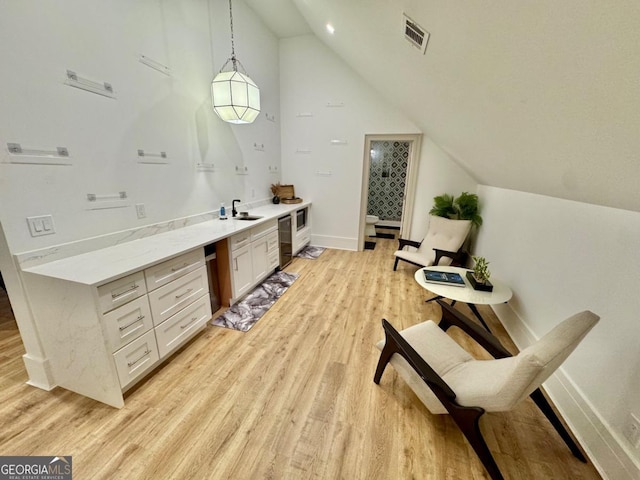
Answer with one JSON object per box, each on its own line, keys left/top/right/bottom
{"left": 409, "top": 139, "right": 478, "bottom": 241}
{"left": 0, "top": 0, "right": 280, "bottom": 388}
{"left": 279, "top": 35, "right": 476, "bottom": 250}
{"left": 475, "top": 185, "right": 640, "bottom": 479}
{"left": 0, "top": 0, "right": 280, "bottom": 255}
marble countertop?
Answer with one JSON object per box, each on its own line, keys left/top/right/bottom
{"left": 21, "top": 202, "right": 311, "bottom": 287}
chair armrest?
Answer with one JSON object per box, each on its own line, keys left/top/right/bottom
{"left": 398, "top": 238, "right": 421, "bottom": 250}
{"left": 433, "top": 248, "right": 468, "bottom": 267}
{"left": 436, "top": 300, "right": 512, "bottom": 359}
{"left": 380, "top": 319, "right": 456, "bottom": 400}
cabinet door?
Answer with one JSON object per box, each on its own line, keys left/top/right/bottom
{"left": 231, "top": 245, "right": 253, "bottom": 298}
{"left": 266, "top": 231, "right": 279, "bottom": 270}
{"left": 251, "top": 236, "right": 269, "bottom": 282}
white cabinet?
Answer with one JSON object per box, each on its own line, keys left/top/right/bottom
{"left": 227, "top": 219, "right": 278, "bottom": 303}
{"left": 97, "top": 270, "right": 147, "bottom": 313}
{"left": 292, "top": 206, "right": 311, "bottom": 255}
{"left": 251, "top": 235, "right": 270, "bottom": 282}
{"left": 154, "top": 293, "right": 211, "bottom": 358}
{"left": 231, "top": 244, "right": 254, "bottom": 298}
{"left": 144, "top": 249, "right": 205, "bottom": 291}
{"left": 103, "top": 295, "right": 154, "bottom": 353}
{"left": 267, "top": 231, "right": 279, "bottom": 270}
{"left": 113, "top": 330, "right": 160, "bottom": 390}
{"left": 148, "top": 266, "right": 208, "bottom": 325}
{"left": 22, "top": 202, "right": 311, "bottom": 407}
{"left": 104, "top": 249, "right": 211, "bottom": 394}
{"left": 24, "top": 248, "right": 212, "bottom": 408}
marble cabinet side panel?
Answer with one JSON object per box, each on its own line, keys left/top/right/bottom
{"left": 22, "top": 273, "right": 124, "bottom": 408}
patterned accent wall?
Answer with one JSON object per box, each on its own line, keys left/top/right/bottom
{"left": 367, "top": 141, "right": 409, "bottom": 221}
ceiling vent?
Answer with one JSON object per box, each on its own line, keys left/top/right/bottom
{"left": 403, "top": 14, "right": 429, "bottom": 54}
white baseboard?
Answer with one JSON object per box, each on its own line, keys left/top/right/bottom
{"left": 311, "top": 234, "right": 357, "bottom": 251}
{"left": 491, "top": 303, "right": 640, "bottom": 480}
{"left": 22, "top": 353, "right": 55, "bottom": 391}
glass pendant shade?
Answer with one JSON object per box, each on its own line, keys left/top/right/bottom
{"left": 211, "top": 70, "right": 260, "bottom": 124}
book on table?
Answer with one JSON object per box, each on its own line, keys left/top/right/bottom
{"left": 423, "top": 270, "right": 466, "bottom": 287}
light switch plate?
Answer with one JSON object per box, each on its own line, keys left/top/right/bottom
{"left": 27, "top": 215, "right": 55, "bottom": 237}
{"left": 135, "top": 203, "right": 146, "bottom": 219}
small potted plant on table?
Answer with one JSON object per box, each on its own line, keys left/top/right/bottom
{"left": 467, "top": 256, "right": 493, "bottom": 292}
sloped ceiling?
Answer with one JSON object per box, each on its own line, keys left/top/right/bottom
{"left": 247, "top": 0, "right": 640, "bottom": 213}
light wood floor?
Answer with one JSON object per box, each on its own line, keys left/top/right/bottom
{"left": 0, "top": 231, "right": 602, "bottom": 479}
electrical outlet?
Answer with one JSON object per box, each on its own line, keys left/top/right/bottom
{"left": 26, "top": 215, "right": 55, "bottom": 237}
{"left": 624, "top": 414, "right": 640, "bottom": 448}
{"left": 135, "top": 203, "right": 146, "bottom": 219}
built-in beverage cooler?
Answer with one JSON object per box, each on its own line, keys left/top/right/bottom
{"left": 278, "top": 215, "right": 292, "bottom": 269}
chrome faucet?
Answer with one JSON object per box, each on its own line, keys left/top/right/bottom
{"left": 232, "top": 199, "right": 241, "bottom": 217}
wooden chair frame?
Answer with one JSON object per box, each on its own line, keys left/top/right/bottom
{"left": 373, "top": 300, "right": 587, "bottom": 480}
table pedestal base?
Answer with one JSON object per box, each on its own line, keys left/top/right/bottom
{"left": 426, "top": 296, "right": 491, "bottom": 332}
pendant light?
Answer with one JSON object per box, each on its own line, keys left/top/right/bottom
{"left": 211, "top": 0, "right": 260, "bottom": 124}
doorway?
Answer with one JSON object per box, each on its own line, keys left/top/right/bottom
{"left": 359, "top": 134, "right": 422, "bottom": 250}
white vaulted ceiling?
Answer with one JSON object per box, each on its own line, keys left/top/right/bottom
{"left": 245, "top": 0, "right": 640, "bottom": 213}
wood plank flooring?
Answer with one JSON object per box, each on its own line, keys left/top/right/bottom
{"left": 0, "top": 232, "right": 602, "bottom": 479}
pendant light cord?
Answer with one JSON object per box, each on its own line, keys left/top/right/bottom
{"left": 217, "top": 0, "right": 249, "bottom": 75}
{"left": 228, "top": 0, "right": 237, "bottom": 71}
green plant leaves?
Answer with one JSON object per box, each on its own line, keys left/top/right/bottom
{"left": 429, "top": 191, "right": 483, "bottom": 227}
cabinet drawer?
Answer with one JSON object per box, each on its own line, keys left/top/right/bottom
{"left": 297, "top": 228, "right": 311, "bottom": 245}
{"left": 229, "top": 231, "right": 251, "bottom": 251}
{"left": 97, "top": 271, "right": 147, "bottom": 313}
{"left": 268, "top": 251, "right": 279, "bottom": 270}
{"left": 113, "top": 329, "right": 159, "bottom": 390}
{"left": 144, "top": 249, "right": 205, "bottom": 292}
{"left": 155, "top": 294, "right": 211, "bottom": 358}
{"left": 148, "top": 266, "right": 208, "bottom": 326}
{"left": 103, "top": 295, "right": 154, "bottom": 353}
{"left": 250, "top": 219, "right": 278, "bottom": 241}
{"left": 267, "top": 231, "right": 279, "bottom": 253}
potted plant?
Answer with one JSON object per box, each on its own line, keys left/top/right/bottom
{"left": 466, "top": 256, "right": 493, "bottom": 291}
{"left": 270, "top": 183, "right": 281, "bottom": 204}
{"left": 430, "top": 192, "right": 482, "bottom": 228}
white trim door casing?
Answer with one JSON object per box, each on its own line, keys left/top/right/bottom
{"left": 359, "top": 134, "right": 422, "bottom": 250}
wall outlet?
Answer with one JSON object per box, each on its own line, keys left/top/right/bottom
{"left": 135, "top": 203, "right": 146, "bottom": 219}
{"left": 26, "top": 215, "right": 55, "bottom": 237}
{"left": 624, "top": 414, "right": 640, "bottom": 448}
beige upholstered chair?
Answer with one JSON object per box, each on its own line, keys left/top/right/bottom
{"left": 374, "top": 300, "right": 599, "bottom": 480}
{"left": 393, "top": 215, "right": 472, "bottom": 271}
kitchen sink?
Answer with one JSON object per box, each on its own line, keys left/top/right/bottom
{"left": 235, "top": 215, "right": 263, "bottom": 221}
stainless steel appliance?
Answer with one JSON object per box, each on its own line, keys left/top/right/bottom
{"left": 204, "top": 243, "right": 221, "bottom": 313}
{"left": 296, "top": 207, "right": 307, "bottom": 231}
{"left": 278, "top": 215, "right": 293, "bottom": 268}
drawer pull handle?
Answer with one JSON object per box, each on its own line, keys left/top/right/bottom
{"left": 119, "top": 315, "right": 145, "bottom": 331}
{"left": 127, "top": 349, "right": 151, "bottom": 367}
{"left": 180, "top": 316, "right": 199, "bottom": 329}
{"left": 175, "top": 288, "right": 194, "bottom": 299}
{"left": 111, "top": 284, "right": 139, "bottom": 299}
{"left": 171, "top": 262, "right": 190, "bottom": 272}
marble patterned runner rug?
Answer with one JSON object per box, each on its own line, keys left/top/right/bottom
{"left": 296, "top": 245, "right": 326, "bottom": 259}
{"left": 211, "top": 271, "right": 299, "bottom": 332}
